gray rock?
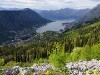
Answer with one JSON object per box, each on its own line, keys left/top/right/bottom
{"left": 3, "top": 66, "right": 20, "bottom": 75}
{"left": 2, "top": 63, "right": 54, "bottom": 75}
{"left": 66, "top": 59, "right": 100, "bottom": 75}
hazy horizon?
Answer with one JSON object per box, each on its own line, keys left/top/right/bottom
{"left": 0, "top": 0, "right": 100, "bottom": 10}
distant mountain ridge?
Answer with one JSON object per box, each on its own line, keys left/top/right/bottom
{"left": 0, "top": 8, "right": 91, "bottom": 20}
{"left": 37, "top": 8, "right": 90, "bottom": 20}
{"left": 81, "top": 4, "right": 100, "bottom": 22}
{"left": 0, "top": 7, "right": 21, "bottom": 10}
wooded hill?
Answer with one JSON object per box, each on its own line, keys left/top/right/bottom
{"left": 0, "top": 17, "right": 100, "bottom": 68}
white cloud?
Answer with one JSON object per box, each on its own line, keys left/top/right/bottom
{"left": 0, "top": 0, "right": 100, "bottom": 10}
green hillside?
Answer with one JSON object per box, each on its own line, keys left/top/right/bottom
{"left": 0, "top": 21, "right": 100, "bottom": 70}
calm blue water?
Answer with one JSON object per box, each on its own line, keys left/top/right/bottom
{"left": 36, "top": 19, "right": 75, "bottom": 33}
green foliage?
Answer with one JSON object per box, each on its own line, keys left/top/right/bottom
{"left": 49, "top": 53, "right": 67, "bottom": 68}
{"left": 80, "top": 46, "right": 91, "bottom": 60}
{"left": 37, "top": 58, "right": 48, "bottom": 65}
{"left": 45, "top": 70, "right": 52, "bottom": 75}
{"left": 70, "top": 44, "right": 100, "bottom": 61}
{"left": 2, "top": 61, "right": 17, "bottom": 68}
{"left": 17, "top": 62, "right": 33, "bottom": 67}
{"left": 2, "top": 61, "right": 33, "bottom": 69}
{"left": 71, "top": 47, "right": 82, "bottom": 61}
{"left": 1, "top": 21, "right": 100, "bottom": 69}
{"left": 90, "top": 44, "right": 100, "bottom": 60}
{"left": 0, "top": 59, "right": 4, "bottom": 66}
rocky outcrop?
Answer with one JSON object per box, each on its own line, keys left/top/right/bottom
{"left": 2, "top": 63, "right": 54, "bottom": 75}
{"left": 66, "top": 59, "right": 100, "bottom": 75}
{"left": 3, "top": 66, "right": 20, "bottom": 75}
{"left": 2, "top": 59, "right": 100, "bottom": 75}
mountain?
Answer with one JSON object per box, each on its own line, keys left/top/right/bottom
{"left": 81, "top": 4, "right": 100, "bottom": 22}
{"left": 0, "top": 8, "right": 90, "bottom": 21}
{"left": 33, "top": 9, "right": 42, "bottom": 13}
{"left": 0, "top": 8, "right": 51, "bottom": 31}
{"left": 1, "top": 16, "right": 100, "bottom": 72}
{"left": 0, "top": 8, "right": 51, "bottom": 44}
{"left": 0, "top": 7, "right": 5, "bottom": 10}
{"left": 37, "top": 8, "right": 90, "bottom": 20}
{"left": 0, "top": 7, "right": 21, "bottom": 10}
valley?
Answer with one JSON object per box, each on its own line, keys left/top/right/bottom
{"left": 0, "top": 3, "right": 100, "bottom": 75}
{"left": 0, "top": 8, "right": 51, "bottom": 44}
{"left": 0, "top": 7, "right": 90, "bottom": 45}
{"left": 1, "top": 19, "right": 75, "bottom": 45}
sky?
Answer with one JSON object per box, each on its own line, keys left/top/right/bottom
{"left": 0, "top": 0, "right": 100, "bottom": 10}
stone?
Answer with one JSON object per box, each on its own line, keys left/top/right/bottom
{"left": 66, "top": 59, "right": 100, "bottom": 75}
{"left": 3, "top": 67, "right": 20, "bottom": 75}
{"left": 2, "top": 63, "right": 54, "bottom": 75}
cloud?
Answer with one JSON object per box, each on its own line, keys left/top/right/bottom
{"left": 91, "top": 0, "right": 100, "bottom": 1}
{"left": 0, "top": 0, "right": 100, "bottom": 10}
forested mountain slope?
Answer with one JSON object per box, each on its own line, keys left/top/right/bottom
{"left": 81, "top": 4, "right": 100, "bottom": 22}
{"left": 0, "top": 19, "right": 100, "bottom": 68}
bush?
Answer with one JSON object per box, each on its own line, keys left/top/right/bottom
{"left": 37, "top": 58, "right": 48, "bottom": 65}
{"left": 71, "top": 46, "right": 91, "bottom": 61}
{"left": 0, "top": 59, "right": 4, "bottom": 66}
{"left": 17, "top": 62, "right": 33, "bottom": 67}
{"left": 49, "top": 53, "right": 67, "bottom": 68}
{"left": 3, "top": 61, "right": 17, "bottom": 68}
{"left": 90, "top": 44, "right": 100, "bottom": 60}
{"left": 80, "top": 46, "right": 91, "bottom": 61}
{"left": 70, "top": 47, "right": 82, "bottom": 61}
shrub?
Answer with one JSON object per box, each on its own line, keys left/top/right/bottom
{"left": 80, "top": 45, "right": 91, "bottom": 61}
{"left": 71, "top": 46, "right": 91, "bottom": 61}
{"left": 70, "top": 47, "right": 82, "bottom": 61}
{"left": 49, "top": 53, "right": 67, "bottom": 68}
{"left": 3, "top": 61, "right": 17, "bottom": 68}
{"left": 90, "top": 44, "right": 100, "bottom": 60}
{"left": 0, "top": 59, "right": 4, "bottom": 66}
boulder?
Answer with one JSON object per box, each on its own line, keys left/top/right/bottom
{"left": 66, "top": 59, "right": 100, "bottom": 75}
